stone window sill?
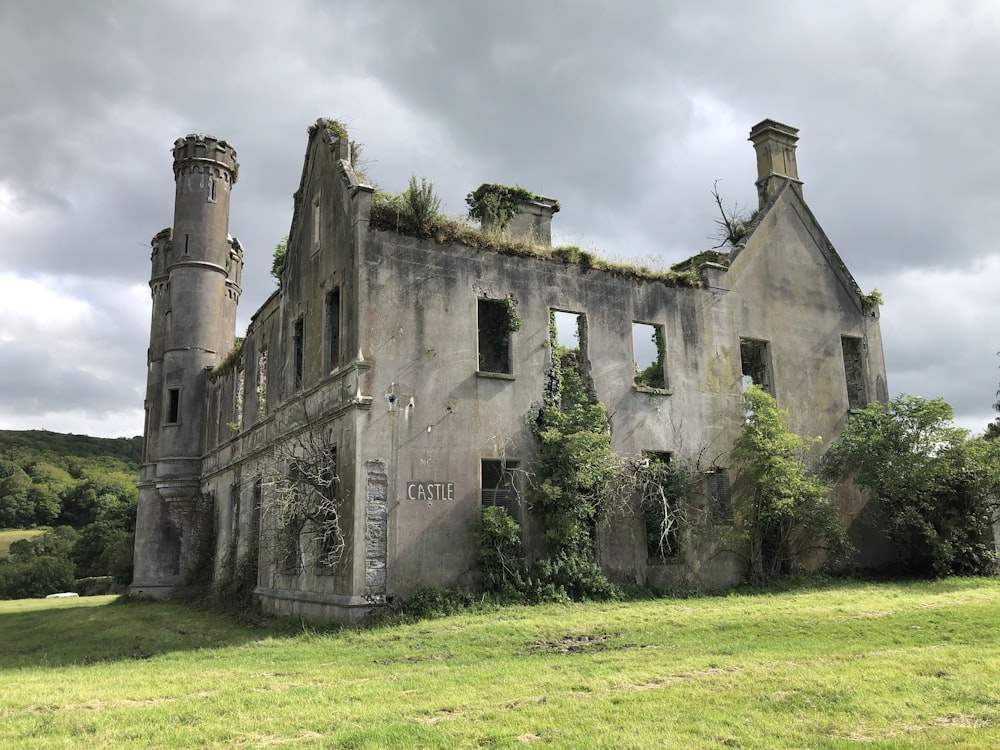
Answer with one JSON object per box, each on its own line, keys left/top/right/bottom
{"left": 477, "top": 371, "right": 515, "bottom": 381}
{"left": 633, "top": 385, "right": 671, "bottom": 396}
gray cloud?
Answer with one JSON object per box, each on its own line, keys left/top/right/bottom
{"left": 1, "top": 0, "right": 998, "bottom": 436}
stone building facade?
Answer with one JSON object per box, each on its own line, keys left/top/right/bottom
{"left": 131, "top": 119, "right": 888, "bottom": 622}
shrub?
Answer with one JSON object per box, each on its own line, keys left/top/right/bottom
{"left": 824, "top": 395, "right": 999, "bottom": 577}
{"left": 401, "top": 176, "right": 442, "bottom": 233}
{"left": 733, "top": 386, "right": 850, "bottom": 583}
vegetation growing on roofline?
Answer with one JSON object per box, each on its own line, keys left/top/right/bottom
{"left": 369, "top": 188, "right": 715, "bottom": 289}
{"left": 309, "top": 117, "right": 349, "bottom": 140}
{"left": 465, "top": 183, "right": 559, "bottom": 231}
{"left": 210, "top": 337, "right": 245, "bottom": 381}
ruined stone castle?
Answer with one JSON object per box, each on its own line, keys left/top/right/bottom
{"left": 131, "top": 118, "right": 888, "bottom": 622}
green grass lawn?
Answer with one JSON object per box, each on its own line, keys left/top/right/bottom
{"left": 1, "top": 578, "right": 998, "bottom": 748}
{"left": 0, "top": 528, "right": 47, "bottom": 557}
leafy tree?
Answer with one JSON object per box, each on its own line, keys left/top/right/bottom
{"left": 532, "top": 351, "right": 617, "bottom": 559}
{"left": 985, "top": 420, "right": 1000, "bottom": 441}
{"left": 0, "top": 458, "right": 34, "bottom": 528}
{"left": 72, "top": 491, "right": 137, "bottom": 583}
{"left": 58, "top": 468, "right": 137, "bottom": 528}
{"left": 0, "top": 526, "right": 78, "bottom": 599}
{"left": 477, "top": 506, "right": 527, "bottom": 599}
{"left": 824, "top": 395, "right": 999, "bottom": 577}
{"left": 732, "top": 386, "right": 850, "bottom": 584}
{"left": 271, "top": 236, "right": 287, "bottom": 282}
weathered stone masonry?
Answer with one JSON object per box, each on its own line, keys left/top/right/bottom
{"left": 132, "top": 119, "right": 889, "bottom": 622}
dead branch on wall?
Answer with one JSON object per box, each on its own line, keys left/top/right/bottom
{"left": 710, "top": 180, "right": 758, "bottom": 250}
{"left": 260, "top": 406, "right": 344, "bottom": 572}
{"left": 607, "top": 454, "right": 707, "bottom": 560}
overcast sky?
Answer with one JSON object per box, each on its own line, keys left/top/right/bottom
{"left": 1, "top": 1, "right": 998, "bottom": 438}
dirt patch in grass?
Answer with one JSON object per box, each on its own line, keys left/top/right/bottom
{"left": 372, "top": 652, "right": 454, "bottom": 665}
{"left": 411, "top": 708, "right": 464, "bottom": 725}
{"left": 526, "top": 633, "right": 623, "bottom": 654}
{"left": 841, "top": 713, "right": 992, "bottom": 742}
{"left": 620, "top": 666, "right": 743, "bottom": 692}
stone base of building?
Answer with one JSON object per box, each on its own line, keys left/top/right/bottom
{"left": 128, "top": 582, "right": 177, "bottom": 600}
{"left": 255, "top": 587, "right": 379, "bottom": 625}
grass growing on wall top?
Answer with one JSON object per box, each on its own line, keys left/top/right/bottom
{"left": 3, "top": 579, "right": 1000, "bottom": 748}
{"left": 369, "top": 192, "right": 716, "bottom": 289}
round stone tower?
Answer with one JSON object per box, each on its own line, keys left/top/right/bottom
{"left": 132, "top": 135, "right": 242, "bottom": 596}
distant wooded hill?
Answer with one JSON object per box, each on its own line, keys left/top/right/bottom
{"left": 0, "top": 430, "right": 142, "bottom": 469}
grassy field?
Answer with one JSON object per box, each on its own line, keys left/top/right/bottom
{"left": 0, "top": 528, "right": 46, "bottom": 557}
{"left": 1, "top": 578, "right": 998, "bottom": 748}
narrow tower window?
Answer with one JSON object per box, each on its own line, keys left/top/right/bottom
{"left": 166, "top": 388, "right": 180, "bottom": 424}
{"left": 234, "top": 369, "right": 245, "bottom": 430}
{"left": 841, "top": 336, "right": 867, "bottom": 410}
{"left": 256, "top": 348, "right": 268, "bottom": 417}
{"left": 312, "top": 194, "right": 321, "bottom": 249}
{"left": 326, "top": 288, "right": 341, "bottom": 372}
{"left": 293, "top": 317, "right": 304, "bottom": 389}
{"left": 208, "top": 179, "right": 217, "bottom": 203}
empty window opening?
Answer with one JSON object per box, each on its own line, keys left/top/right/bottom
{"left": 293, "top": 317, "right": 304, "bottom": 389}
{"left": 317, "top": 446, "right": 341, "bottom": 568}
{"left": 234, "top": 368, "right": 245, "bottom": 430}
{"left": 280, "top": 518, "right": 303, "bottom": 575}
{"left": 841, "top": 336, "right": 867, "bottom": 410}
{"left": 249, "top": 478, "right": 262, "bottom": 561}
{"left": 477, "top": 298, "right": 516, "bottom": 374}
{"left": 633, "top": 322, "right": 666, "bottom": 389}
{"left": 707, "top": 469, "right": 733, "bottom": 524}
{"left": 739, "top": 338, "right": 773, "bottom": 395}
{"left": 230, "top": 481, "right": 241, "bottom": 547}
{"left": 551, "top": 310, "right": 582, "bottom": 352}
{"left": 326, "top": 288, "right": 341, "bottom": 371}
{"left": 166, "top": 388, "right": 180, "bottom": 424}
{"left": 548, "top": 309, "right": 596, "bottom": 410}
{"left": 481, "top": 459, "right": 521, "bottom": 523}
{"left": 184, "top": 234, "right": 190, "bottom": 255}
{"left": 256, "top": 348, "right": 268, "bottom": 417}
{"left": 312, "top": 194, "right": 321, "bottom": 247}
{"left": 642, "top": 452, "right": 681, "bottom": 560}
{"left": 208, "top": 179, "right": 217, "bottom": 203}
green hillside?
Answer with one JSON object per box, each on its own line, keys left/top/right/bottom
{"left": 0, "top": 430, "right": 142, "bottom": 469}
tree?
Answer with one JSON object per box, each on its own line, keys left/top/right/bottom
{"left": 824, "top": 395, "right": 999, "bottom": 577}
{"left": 71, "top": 491, "right": 137, "bottom": 583}
{"left": 0, "top": 526, "right": 78, "bottom": 599}
{"left": 58, "top": 468, "right": 137, "bottom": 528}
{"left": 270, "top": 236, "right": 287, "bottom": 282}
{"left": 732, "top": 386, "right": 849, "bottom": 583}
{"left": 0, "top": 458, "right": 34, "bottom": 527}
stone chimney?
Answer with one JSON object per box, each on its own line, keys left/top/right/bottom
{"left": 505, "top": 196, "right": 560, "bottom": 245}
{"left": 473, "top": 184, "right": 560, "bottom": 245}
{"left": 748, "top": 119, "right": 801, "bottom": 208}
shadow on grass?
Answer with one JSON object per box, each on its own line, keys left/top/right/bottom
{"left": 0, "top": 596, "right": 290, "bottom": 669}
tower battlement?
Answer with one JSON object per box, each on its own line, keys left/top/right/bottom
{"left": 172, "top": 134, "right": 239, "bottom": 183}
